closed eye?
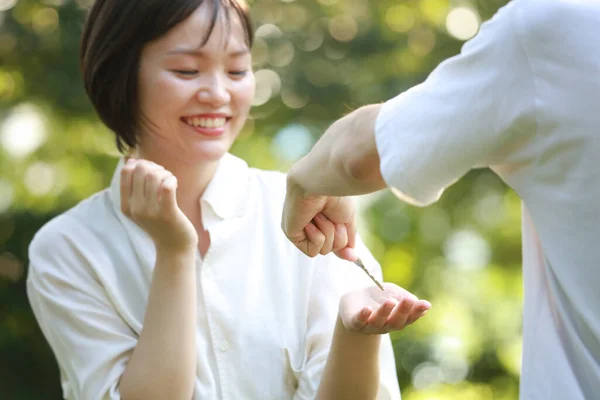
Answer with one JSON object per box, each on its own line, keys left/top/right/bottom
{"left": 229, "top": 70, "right": 248, "bottom": 77}
{"left": 172, "top": 70, "right": 198, "bottom": 76}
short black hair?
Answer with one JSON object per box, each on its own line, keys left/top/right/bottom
{"left": 80, "top": 0, "right": 253, "bottom": 153}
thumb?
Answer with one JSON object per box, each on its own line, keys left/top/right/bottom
{"left": 282, "top": 189, "right": 325, "bottom": 240}
{"left": 334, "top": 247, "right": 358, "bottom": 262}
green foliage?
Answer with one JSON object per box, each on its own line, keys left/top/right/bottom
{"left": 0, "top": 0, "right": 520, "bottom": 398}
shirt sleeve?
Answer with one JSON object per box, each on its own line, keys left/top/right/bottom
{"left": 375, "top": 1, "right": 536, "bottom": 206}
{"left": 26, "top": 216, "right": 137, "bottom": 400}
{"left": 294, "top": 236, "right": 401, "bottom": 400}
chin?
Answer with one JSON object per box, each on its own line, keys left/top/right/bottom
{"left": 185, "top": 142, "right": 232, "bottom": 164}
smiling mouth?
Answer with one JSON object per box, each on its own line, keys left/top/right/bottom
{"left": 182, "top": 116, "right": 229, "bottom": 129}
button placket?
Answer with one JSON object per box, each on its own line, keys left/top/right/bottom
{"left": 200, "top": 226, "right": 232, "bottom": 399}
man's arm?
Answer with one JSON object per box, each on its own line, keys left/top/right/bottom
{"left": 283, "top": 1, "right": 533, "bottom": 260}
{"left": 282, "top": 105, "right": 387, "bottom": 261}
{"left": 288, "top": 104, "right": 387, "bottom": 198}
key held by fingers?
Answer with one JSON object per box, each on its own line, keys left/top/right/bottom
{"left": 354, "top": 257, "right": 385, "bottom": 291}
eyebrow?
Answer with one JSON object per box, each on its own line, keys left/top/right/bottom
{"left": 166, "top": 48, "right": 250, "bottom": 58}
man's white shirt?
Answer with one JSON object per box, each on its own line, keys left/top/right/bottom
{"left": 376, "top": 0, "right": 600, "bottom": 398}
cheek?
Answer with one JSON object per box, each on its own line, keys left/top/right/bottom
{"left": 140, "top": 71, "right": 189, "bottom": 113}
{"left": 233, "top": 79, "right": 256, "bottom": 111}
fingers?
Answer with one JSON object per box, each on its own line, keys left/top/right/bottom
{"left": 405, "top": 300, "right": 431, "bottom": 326}
{"left": 360, "top": 293, "right": 431, "bottom": 334}
{"left": 120, "top": 158, "right": 170, "bottom": 218}
{"left": 385, "top": 296, "right": 416, "bottom": 330}
{"left": 334, "top": 246, "right": 358, "bottom": 262}
{"left": 332, "top": 223, "right": 348, "bottom": 252}
{"left": 346, "top": 219, "right": 357, "bottom": 249}
{"left": 281, "top": 182, "right": 356, "bottom": 260}
{"left": 385, "top": 296, "right": 431, "bottom": 330}
{"left": 313, "top": 213, "right": 335, "bottom": 255}
{"left": 366, "top": 299, "right": 398, "bottom": 330}
{"left": 306, "top": 213, "right": 354, "bottom": 258}
{"left": 303, "top": 222, "right": 325, "bottom": 257}
{"left": 159, "top": 175, "right": 179, "bottom": 214}
{"left": 333, "top": 220, "right": 358, "bottom": 261}
{"left": 146, "top": 170, "right": 173, "bottom": 214}
{"left": 281, "top": 176, "right": 326, "bottom": 244}
{"left": 350, "top": 307, "right": 373, "bottom": 331}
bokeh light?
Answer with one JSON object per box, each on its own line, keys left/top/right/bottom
{"left": 446, "top": 7, "right": 481, "bottom": 41}
{"left": 1, "top": 104, "right": 48, "bottom": 158}
{"left": 271, "top": 123, "right": 314, "bottom": 163}
{"left": 24, "top": 161, "right": 58, "bottom": 196}
{"left": 386, "top": 4, "right": 415, "bottom": 33}
{"left": 329, "top": 15, "right": 359, "bottom": 42}
{"left": 252, "top": 69, "right": 281, "bottom": 106}
{"left": 0, "top": 0, "right": 17, "bottom": 12}
{"left": 32, "top": 7, "right": 59, "bottom": 35}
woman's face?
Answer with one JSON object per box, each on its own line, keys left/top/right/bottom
{"left": 136, "top": 2, "right": 255, "bottom": 164}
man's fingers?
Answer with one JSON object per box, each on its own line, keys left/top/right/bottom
{"left": 346, "top": 218, "right": 357, "bottom": 249}
{"left": 282, "top": 178, "right": 326, "bottom": 240}
{"left": 313, "top": 213, "right": 335, "bottom": 255}
{"left": 332, "top": 223, "right": 348, "bottom": 252}
{"left": 303, "top": 222, "right": 325, "bottom": 257}
{"left": 334, "top": 247, "right": 358, "bottom": 262}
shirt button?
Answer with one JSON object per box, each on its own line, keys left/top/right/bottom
{"left": 219, "top": 341, "right": 230, "bottom": 352}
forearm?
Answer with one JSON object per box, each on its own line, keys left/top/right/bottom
{"left": 289, "top": 104, "right": 387, "bottom": 197}
{"left": 316, "top": 316, "right": 382, "bottom": 400}
{"left": 120, "top": 248, "right": 197, "bottom": 400}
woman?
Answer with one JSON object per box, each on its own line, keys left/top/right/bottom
{"left": 26, "top": 0, "right": 431, "bottom": 399}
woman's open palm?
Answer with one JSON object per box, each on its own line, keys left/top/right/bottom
{"left": 339, "top": 283, "right": 431, "bottom": 334}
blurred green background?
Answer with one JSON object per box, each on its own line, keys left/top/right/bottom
{"left": 0, "top": 0, "right": 523, "bottom": 399}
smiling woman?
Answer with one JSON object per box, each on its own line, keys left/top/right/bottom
{"left": 80, "top": 0, "right": 253, "bottom": 155}
{"left": 25, "top": 1, "right": 430, "bottom": 399}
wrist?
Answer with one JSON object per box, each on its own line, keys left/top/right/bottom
{"left": 154, "top": 243, "right": 197, "bottom": 259}
{"left": 287, "top": 163, "right": 312, "bottom": 198}
{"left": 334, "top": 315, "right": 382, "bottom": 346}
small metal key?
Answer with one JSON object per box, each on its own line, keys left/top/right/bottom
{"left": 353, "top": 257, "right": 385, "bottom": 291}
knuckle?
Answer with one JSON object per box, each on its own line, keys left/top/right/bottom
{"left": 162, "top": 182, "right": 175, "bottom": 193}
{"left": 133, "top": 163, "right": 149, "bottom": 176}
{"left": 121, "top": 165, "right": 133, "bottom": 176}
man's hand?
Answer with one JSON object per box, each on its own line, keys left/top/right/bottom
{"left": 281, "top": 105, "right": 387, "bottom": 261}
{"left": 282, "top": 174, "right": 358, "bottom": 261}
{"left": 339, "top": 283, "right": 431, "bottom": 334}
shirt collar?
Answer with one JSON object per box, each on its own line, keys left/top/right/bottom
{"left": 109, "top": 153, "right": 251, "bottom": 221}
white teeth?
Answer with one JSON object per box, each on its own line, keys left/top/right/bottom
{"left": 185, "top": 117, "right": 227, "bottom": 128}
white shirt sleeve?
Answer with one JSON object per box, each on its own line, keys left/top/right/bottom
{"left": 294, "top": 236, "right": 400, "bottom": 400}
{"left": 26, "top": 216, "right": 137, "bottom": 400}
{"left": 375, "top": 1, "right": 536, "bottom": 206}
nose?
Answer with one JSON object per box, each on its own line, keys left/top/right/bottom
{"left": 196, "top": 72, "right": 231, "bottom": 107}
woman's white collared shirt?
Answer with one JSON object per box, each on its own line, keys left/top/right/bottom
{"left": 26, "top": 154, "right": 400, "bottom": 400}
